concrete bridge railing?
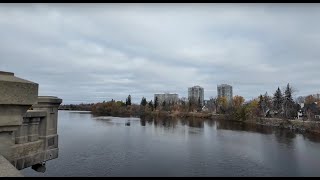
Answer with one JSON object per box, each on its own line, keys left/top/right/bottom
{"left": 0, "top": 71, "right": 62, "bottom": 175}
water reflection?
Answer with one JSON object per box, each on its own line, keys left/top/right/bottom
{"left": 21, "top": 111, "right": 320, "bottom": 177}
{"left": 205, "top": 119, "right": 216, "bottom": 127}
{"left": 140, "top": 120, "right": 146, "bottom": 126}
{"left": 151, "top": 117, "right": 179, "bottom": 129}
{"left": 216, "top": 120, "right": 273, "bottom": 135}
{"left": 187, "top": 118, "right": 204, "bottom": 128}
{"left": 273, "top": 129, "right": 296, "bottom": 146}
{"left": 302, "top": 133, "right": 320, "bottom": 143}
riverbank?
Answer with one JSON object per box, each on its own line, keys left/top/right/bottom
{"left": 145, "top": 111, "right": 213, "bottom": 119}
{"left": 243, "top": 117, "right": 320, "bottom": 135}
{"left": 76, "top": 109, "right": 320, "bottom": 135}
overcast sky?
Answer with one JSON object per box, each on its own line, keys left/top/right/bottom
{"left": 1, "top": 3, "right": 320, "bottom": 104}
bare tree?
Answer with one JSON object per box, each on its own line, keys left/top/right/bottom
{"left": 296, "top": 96, "right": 305, "bottom": 104}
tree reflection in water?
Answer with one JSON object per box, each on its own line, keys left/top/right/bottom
{"left": 187, "top": 117, "right": 204, "bottom": 128}
{"left": 216, "top": 120, "right": 273, "bottom": 135}
{"left": 139, "top": 116, "right": 320, "bottom": 144}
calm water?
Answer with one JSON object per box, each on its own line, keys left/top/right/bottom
{"left": 22, "top": 110, "right": 320, "bottom": 177}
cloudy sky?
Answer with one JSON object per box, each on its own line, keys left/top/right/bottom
{"left": 1, "top": 3, "right": 319, "bottom": 104}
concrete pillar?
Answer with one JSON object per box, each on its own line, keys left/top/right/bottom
{"left": 28, "top": 117, "right": 40, "bottom": 142}
{"left": 32, "top": 96, "right": 62, "bottom": 149}
{"left": 0, "top": 71, "right": 38, "bottom": 160}
{"left": 14, "top": 118, "right": 29, "bottom": 144}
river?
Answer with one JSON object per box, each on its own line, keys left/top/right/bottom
{"left": 21, "top": 110, "right": 320, "bottom": 177}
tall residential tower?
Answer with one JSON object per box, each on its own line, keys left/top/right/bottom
{"left": 217, "top": 84, "right": 233, "bottom": 104}
{"left": 188, "top": 85, "right": 204, "bottom": 106}
{"left": 154, "top": 93, "right": 179, "bottom": 105}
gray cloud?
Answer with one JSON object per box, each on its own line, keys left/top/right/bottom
{"left": 1, "top": 3, "right": 320, "bottom": 104}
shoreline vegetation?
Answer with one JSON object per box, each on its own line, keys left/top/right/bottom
{"left": 59, "top": 83, "right": 320, "bottom": 135}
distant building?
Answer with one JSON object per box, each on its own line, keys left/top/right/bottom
{"left": 301, "top": 102, "right": 320, "bottom": 120}
{"left": 217, "top": 84, "right": 233, "bottom": 104}
{"left": 154, "top": 93, "right": 179, "bottom": 105}
{"left": 202, "top": 105, "right": 209, "bottom": 112}
{"left": 188, "top": 85, "right": 204, "bottom": 106}
{"left": 313, "top": 94, "right": 320, "bottom": 100}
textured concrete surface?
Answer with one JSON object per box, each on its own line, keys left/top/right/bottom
{"left": 0, "top": 155, "right": 23, "bottom": 177}
{"left": 0, "top": 71, "right": 38, "bottom": 105}
{"left": 0, "top": 71, "right": 38, "bottom": 127}
{"left": 24, "top": 110, "right": 47, "bottom": 118}
{"left": 0, "top": 105, "right": 30, "bottom": 126}
{"left": 0, "top": 71, "right": 62, "bottom": 171}
{"left": 36, "top": 96, "right": 63, "bottom": 104}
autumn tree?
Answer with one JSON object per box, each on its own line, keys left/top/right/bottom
{"left": 218, "top": 96, "right": 228, "bottom": 114}
{"left": 305, "top": 95, "right": 316, "bottom": 105}
{"left": 229, "top": 95, "right": 246, "bottom": 121}
{"left": 233, "top": 95, "right": 245, "bottom": 108}
{"left": 247, "top": 99, "right": 260, "bottom": 118}
{"left": 116, "top": 101, "right": 126, "bottom": 107}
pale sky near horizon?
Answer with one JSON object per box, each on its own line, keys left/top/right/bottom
{"left": 1, "top": 3, "right": 319, "bottom": 104}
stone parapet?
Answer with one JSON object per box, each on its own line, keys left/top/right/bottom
{"left": 0, "top": 71, "right": 62, "bottom": 173}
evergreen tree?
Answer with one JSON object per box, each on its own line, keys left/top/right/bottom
{"left": 198, "top": 96, "right": 202, "bottom": 111}
{"left": 284, "top": 83, "right": 295, "bottom": 118}
{"left": 154, "top": 97, "right": 158, "bottom": 110}
{"left": 284, "top": 83, "right": 294, "bottom": 103}
{"left": 127, "top": 95, "right": 131, "bottom": 106}
{"left": 188, "top": 98, "right": 195, "bottom": 112}
{"left": 263, "top": 92, "right": 272, "bottom": 110}
{"left": 162, "top": 101, "right": 166, "bottom": 107}
{"left": 258, "top": 94, "right": 264, "bottom": 111}
{"left": 273, "top": 87, "right": 283, "bottom": 113}
{"left": 140, "top": 97, "right": 147, "bottom": 106}
{"left": 148, "top": 100, "right": 154, "bottom": 111}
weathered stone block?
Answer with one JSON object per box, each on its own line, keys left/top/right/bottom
{"left": 0, "top": 71, "right": 38, "bottom": 105}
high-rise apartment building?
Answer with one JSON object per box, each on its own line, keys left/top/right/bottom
{"left": 188, "top": 85, "right": 204, "bottom": 106}
{"left": 154, "top": 93, "right": 179, "bottom": 105}
{"left": 217, "top": 84, "right": 233, "bottom": 104}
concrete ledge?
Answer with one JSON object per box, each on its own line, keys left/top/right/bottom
{"left": 0, "top": 155, "right": 23, "bottom": 177}
{"left": 24, "top": 110, "right": 47, "bottom": 118}
{"left": 37, "top": 96, "right": 62, "bottom": 104}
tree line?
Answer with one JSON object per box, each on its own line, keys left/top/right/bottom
{"left": 60, "top": 83, "right": 320, "bottom": 120}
